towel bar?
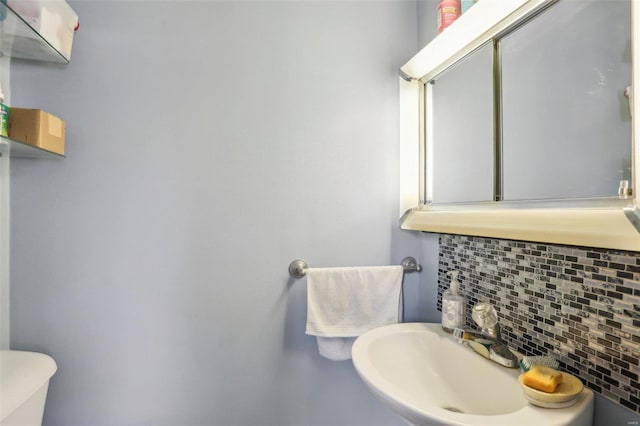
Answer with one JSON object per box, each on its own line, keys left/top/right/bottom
{"left": 288, "top": 256, "right": 422, "bottom": 279}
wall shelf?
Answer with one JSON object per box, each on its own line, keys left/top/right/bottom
{"left": 0, "top": 2, "right": 69, "bottom": 64}
{"left": 0, "top": 136, "right": 64, "bottom": 159}
{"left": 0, "top": 2, "right": 72, "bottom": 158}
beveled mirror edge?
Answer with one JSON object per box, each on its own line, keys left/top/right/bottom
{"left": 633, "top": 0, "right": 639, "bottom": 217}
{"left": 398, "top": 0, "right": 640, "bottom": 251}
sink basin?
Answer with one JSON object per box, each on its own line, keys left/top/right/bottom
{"left": 352, "top": 323, "right": 594, "bottom": 426}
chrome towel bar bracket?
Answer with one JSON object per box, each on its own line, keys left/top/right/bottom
{"left": 288, "top": 256, "right": 422, "bottom": 279}
{"left": 288, "top": 259, "right": 309, "bottom": 279}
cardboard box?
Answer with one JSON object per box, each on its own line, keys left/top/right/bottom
{"left": 8, "top": 108, "right": 65, "bottom": 155}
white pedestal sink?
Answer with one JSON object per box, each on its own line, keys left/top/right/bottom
{"left": 352, "top": 323, "right": 593, "bottom": 426}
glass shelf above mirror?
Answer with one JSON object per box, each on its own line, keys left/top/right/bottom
{"left": 0, "top": 1, "right": 70, "bottom": 64}
{"left": 0, "top": 136, "right": 64, "bottom": 159}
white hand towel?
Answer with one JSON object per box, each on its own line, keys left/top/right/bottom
{"left": 305, "top": 265, "right": 404, "bottom": 361}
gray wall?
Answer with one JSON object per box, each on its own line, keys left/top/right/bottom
{"left": 416, "top": 0, "right": 639, "bottom": 422}
{"left": 9, "top": 1, "right": 421, "bottom": 425}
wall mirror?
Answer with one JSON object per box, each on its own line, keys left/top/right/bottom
{"left": 501, "top": 0, "right": 631, "bottom": 201}
{"left": 398, "top": 0, "right": 640, "bottom": 251}
{"left": 430, "top": 41, "right": 494, "bottom": 204}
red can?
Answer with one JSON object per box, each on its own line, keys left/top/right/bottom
{"left": 438, "top": 0, "right": 461, "bottom": 33}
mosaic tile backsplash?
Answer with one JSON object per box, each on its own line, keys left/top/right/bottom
{"left": 437, "top": 234, "right": 640, "bottom": 414}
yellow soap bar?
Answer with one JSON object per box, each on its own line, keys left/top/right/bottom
{"left": 522, "top": 365, "right": 563, "bottom": 393}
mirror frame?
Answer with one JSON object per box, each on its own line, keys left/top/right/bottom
{"left": 398, "top": 0, "right": 640, "bottom": 251}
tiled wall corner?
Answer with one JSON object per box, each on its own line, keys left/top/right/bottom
{"left": 437, "top": 234, "right": 640, "bottom": 414}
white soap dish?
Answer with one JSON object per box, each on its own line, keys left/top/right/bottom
{"left": 518, "top": 371, "right": 584, "bottom": 407}
{"left": 523, "top": 393, "right": 578, "bottom": 408}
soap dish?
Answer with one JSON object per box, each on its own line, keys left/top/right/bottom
{"left": 523, "top": 393, "right": 578, "bottom": 409}
{"left": 518, "top": 372, "right": 584, "bottom": 404}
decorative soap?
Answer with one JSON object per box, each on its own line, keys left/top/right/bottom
{"left": 522, "top": 365, "right": 563, "bottom": 393}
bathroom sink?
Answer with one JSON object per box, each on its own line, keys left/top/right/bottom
{"left": 351, "top": 323, "right": 594, "bottom": 426}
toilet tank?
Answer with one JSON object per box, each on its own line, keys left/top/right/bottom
{"left": 0, "top": 350, "right": 57, "bottom": 426}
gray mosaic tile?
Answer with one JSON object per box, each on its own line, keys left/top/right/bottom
{"left": 438, "top": 234, "right": 640, "bottom": 416}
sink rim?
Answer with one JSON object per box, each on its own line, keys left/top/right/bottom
{"left": 352, "top": 322, "right": 594, "bottom": 426}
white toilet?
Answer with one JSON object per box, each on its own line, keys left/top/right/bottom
{"left": 0, "top": 350, "right": 57, "bottom": 426}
